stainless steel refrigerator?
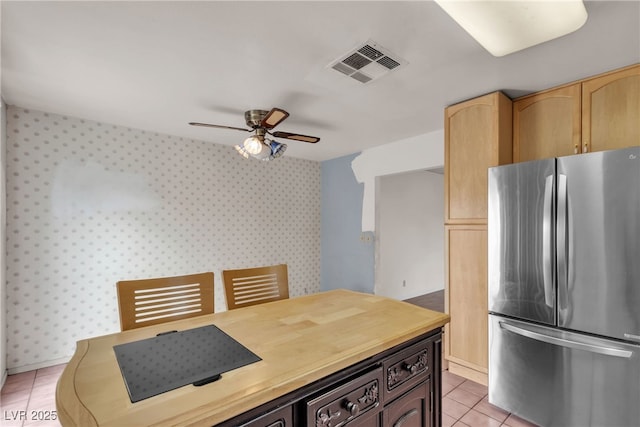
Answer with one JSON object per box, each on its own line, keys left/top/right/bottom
{"left": 487, "top": 146, "right": 640, "bottom": 426}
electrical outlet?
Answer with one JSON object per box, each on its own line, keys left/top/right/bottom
{"left": 359, "top": 232, "right": 373, "bottom": 243}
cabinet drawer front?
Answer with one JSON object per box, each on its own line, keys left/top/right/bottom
{"left": 383, "top": 340, "right": 431, "bottom": 400}
{"left": 239, "top": 405, "right": 292, "bottom": 427}
{"left": 307, "top": 368, "right": 382, "bottom": 427}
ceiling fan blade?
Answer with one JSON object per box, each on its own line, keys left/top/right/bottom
{"left": 272, "top": 131, "right": 320, "bottom": 144}
{"left": 260, "top": 108, "right": 290, "bottom": 129}
{"left": 189, "top": 122, "right": 250, "bottom": 132}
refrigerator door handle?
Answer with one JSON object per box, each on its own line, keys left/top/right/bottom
{"left": 556, "top": 174, "right": 569, "bottom": 315}
{"left": 624, "top": 333, "right": 640, "bottom": 343}
{"left": 542, "top": 175, "right": 555, "bottom": 308}
{"left": 499, "top": 321, "right": 633, "bottom": 359}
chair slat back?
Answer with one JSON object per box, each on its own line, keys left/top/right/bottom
{"left": 117, "top": 272, "right": 214, "bottom": 331}
{"left": 223, "top": 264, "right": 289, "bottom": 310}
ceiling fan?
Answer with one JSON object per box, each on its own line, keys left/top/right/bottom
{"left": 189, "top": 108, "right": 320, "bottom": 161}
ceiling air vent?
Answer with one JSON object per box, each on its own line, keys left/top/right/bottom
{"left": 328, "top": 40, "right": 407, "bottom": 84}
{"left": 351, "top": 72, "right": 373, "bottom": 84}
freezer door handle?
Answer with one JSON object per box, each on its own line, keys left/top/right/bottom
{"left": 556, "top": 174, "right": 569, "bottom": 316}
{"left": 542, "top": 175, "right": 555, "bottom": 308}
{"left": 499, "top": 321, "right": 633, "bottom": 358}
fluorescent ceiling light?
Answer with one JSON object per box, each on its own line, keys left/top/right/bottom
{"left": 435, "top": 0, "right": 588, "bottom": 57}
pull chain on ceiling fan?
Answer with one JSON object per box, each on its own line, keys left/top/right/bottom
{"left": 189, "top": 107, "right": 320, "bottom": 161}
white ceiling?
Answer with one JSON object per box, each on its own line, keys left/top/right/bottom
{"left": 2, "top": 1, "right": 639, "bottom": 162}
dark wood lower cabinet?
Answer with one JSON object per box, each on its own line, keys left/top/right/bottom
{"left": 348, "top": 410, "right": 382, "bottom": 426}
{"left": 383, "top": 381, "right": 431, "bottom": 427}
{"left": 240, "top": 405, "right": 292, "bottom": 427}
{"left": 218, "top": 329, "right": 442, "bottom": 427}
{"left": 307, "top": 367, "right": 382, "bottom": 427}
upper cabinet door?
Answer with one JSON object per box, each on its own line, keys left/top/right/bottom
{"left": 445, "top": 92, "right": 512, "bottom": 223}
{"left": 513, "top": 84, "right": 582, "bottom": 162}
{"left": 582, "top": 64, "right": 640, "bottom": 153}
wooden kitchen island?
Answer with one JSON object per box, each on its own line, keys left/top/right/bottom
{"left": 56, "top": 289, "right": 449, "bottom": 426}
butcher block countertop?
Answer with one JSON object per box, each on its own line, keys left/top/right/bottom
{"left": 56, "top": 289, "right": 450, "bottom": 427}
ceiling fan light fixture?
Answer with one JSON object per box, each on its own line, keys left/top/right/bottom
{"left": 190, "top": 107, "right": 319, "bottom": 160}
{"left": 235, "top": 135, "right": 287, "bottom": 161}
{"left": 268, "top": 141, "right": 287, "bottom": 160}
{"left": 242, "top": 135, "right": 267, "bottom": 155}
{"left": 434, "top": 0, "right": 588, "bottom": 57}
{"left": 234, "top": 144, "right": 250, "bottom": 159}
{"left": 234, "top": 135, "right": 269, "bottom": 160}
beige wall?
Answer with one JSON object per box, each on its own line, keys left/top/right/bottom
{"left": 377, "top": 170, "right": 444, "bottom": 300}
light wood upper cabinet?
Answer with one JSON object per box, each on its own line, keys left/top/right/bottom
{"left": 582, "top": 64, "right": 640, "bottom": 153}
{"left": 445, "top": 92, "right": 512, "bottom": 224}
{"left": 513, "top": 64, "right": 639, "bottom": 162}
{"left": 513, "top": 84, "right": 581, "bottom": 162}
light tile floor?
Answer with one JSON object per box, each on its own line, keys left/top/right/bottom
{"left": 442, "top": 370, "right": 538, "bottom": 427}
{"left": 1, "top": 364, "right": 64, "bottom": 427}
{"left": 1, "top": 364, "right": 538, "bottom": 427}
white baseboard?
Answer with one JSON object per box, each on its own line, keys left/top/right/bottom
{"left": 1, "top": 369, "right": 7, "bottom": 388}
{"left": 7, "top": 356, "right": 71, "bottom": 375}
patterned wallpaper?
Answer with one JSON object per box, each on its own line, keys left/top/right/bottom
{"left": 5, "top": 106, "right": 321, "bottom": 371}
{"left": 1, "top": 101, "right": 7, "bottom": 380}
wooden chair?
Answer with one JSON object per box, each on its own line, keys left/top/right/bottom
{"left": 117, "top": 272, "right": 214, "bottom": 331}
{"left": 222, "top": 264, "right": 289, "bottom": 310}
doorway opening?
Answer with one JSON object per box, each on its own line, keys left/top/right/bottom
{"left": 375, "top": 167, "right": 444, "bottom": 310}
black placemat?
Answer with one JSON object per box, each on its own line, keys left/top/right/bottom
{"left": 113, "top": 324, "right": 261, "bottom": 402}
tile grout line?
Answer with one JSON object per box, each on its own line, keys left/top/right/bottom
{"left": 22, "top": 370, "right": 38, "bottom": 427}
{"left": 443, "top": 380, "right": 472, "bottom": 424}
{"left": 443, "top": 374, "right": 516, "bottom": 427}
